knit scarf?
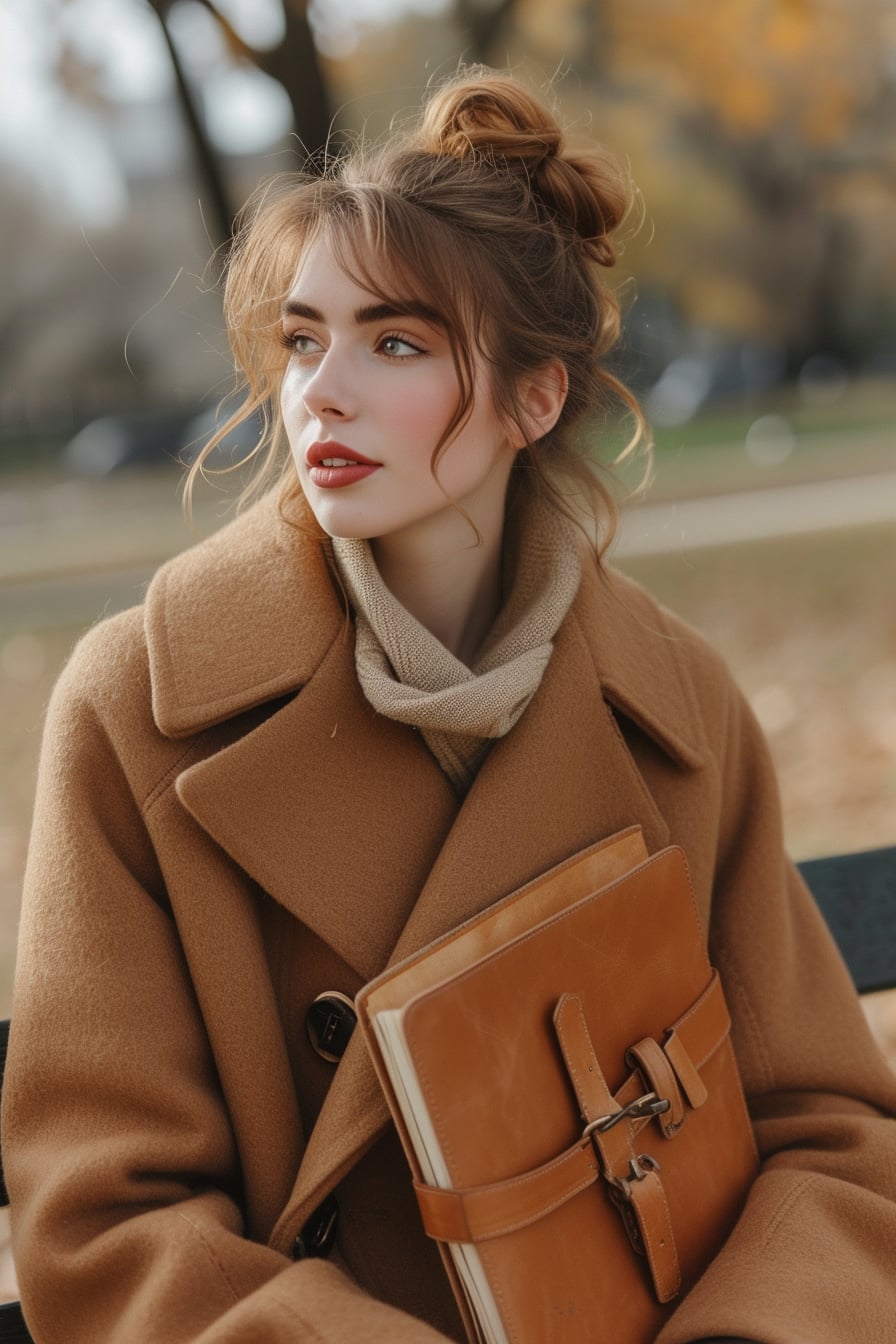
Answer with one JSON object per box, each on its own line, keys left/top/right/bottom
{"left": 331, "top": 491, "right": 583, "bottom": 793}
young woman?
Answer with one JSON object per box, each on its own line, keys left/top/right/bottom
{"left": 5, "top": 71, "right": 896, "bottom": 1344}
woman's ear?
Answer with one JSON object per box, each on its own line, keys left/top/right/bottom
{"left": 512, "top": 359, "right": 569, "bottom": 447}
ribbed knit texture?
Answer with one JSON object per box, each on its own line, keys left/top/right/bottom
{"left": 331, "top": 490, "right": 582, "bottom": 792}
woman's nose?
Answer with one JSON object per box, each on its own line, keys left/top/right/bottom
{"left": 302, "top": 348, "right": 354, "bottom": 420}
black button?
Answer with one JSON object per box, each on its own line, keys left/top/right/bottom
{"left": 305, "top": 991, "right": 357, "bottom": 1062}
{"left": 292, "top": 1195, "right": 340, "bottom": 1260}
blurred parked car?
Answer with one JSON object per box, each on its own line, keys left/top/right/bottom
{"left": 61, "top": 405, "right": 265, "bottom": 476}
{"left": 179, "top": 406, "right": 267, "bottom": 469}
{"left": 62, "top": 409, "right": 196, "bottom": 475}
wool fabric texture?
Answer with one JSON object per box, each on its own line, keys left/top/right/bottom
{"left": 331, "top": 491, "right": 583, "bottom": 792}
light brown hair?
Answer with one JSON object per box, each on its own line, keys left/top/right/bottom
{"left": 186, "top": 69, "right": 649, "bottom": 549}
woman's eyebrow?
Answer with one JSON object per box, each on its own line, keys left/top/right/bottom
{"left": 355, "top": 300, "right": 444, "bottom": 327}
{"left": 280, "top": 298, "right": 443, "bottom": 327}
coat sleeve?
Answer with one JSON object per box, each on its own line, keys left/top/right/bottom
{"left": 657, "top": 666, "right": 896, "bottom": 1344}
{"left": 3, "top": 622, "right": 454, "bottom": 1344}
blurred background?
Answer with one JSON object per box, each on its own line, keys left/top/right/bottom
{"left": 0, "top": 0, "right": 894, "bottom": 1056}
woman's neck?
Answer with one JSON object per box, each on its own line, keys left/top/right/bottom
{"left": 371, "top": 520, "right": 505, "bottom": 668}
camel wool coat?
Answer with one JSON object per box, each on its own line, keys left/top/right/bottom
{"left": 5, "top": 488, "right": 896, "bottom": 1344}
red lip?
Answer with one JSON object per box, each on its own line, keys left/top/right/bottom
{"left": 305, "top": 441, "right": 380, "bottom": 468}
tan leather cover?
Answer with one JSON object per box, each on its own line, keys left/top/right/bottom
{"left": 357, "top": 839, "right": 758, "bottom": 1344}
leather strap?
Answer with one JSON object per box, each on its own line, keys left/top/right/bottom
{"left": 413, "top": 1136, "right": 598, "bottom": 1243}
{"left": 620, "top": 969, "right": 727, "bottom": 1127}
{"left": 626, "top": 1036, "right": 686, "bottom": 1135}
{"left": 554, "top": 993, "right": 681, "bottom": 1303}
{"left": 661, "top": 969, "right": 727, "bottom": 1109}
{"left": 413, "top": 967, "right": 729, "bottom": 1301}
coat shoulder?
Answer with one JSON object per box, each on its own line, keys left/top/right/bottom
{"left": 42, "top": 606, "right": 190, "bottom": 804}
{"left": 601, "top": 563, "right": 731, "bottom": 677}
{"left": 586, "top": 561, "right": 741, "bottom": 756}
{"left": 51, "top": 605, "right": 152, "bottom": 723}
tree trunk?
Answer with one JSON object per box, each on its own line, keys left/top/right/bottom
{"left": 255, "top": 1, "right": 333, "bottom": 164}
{"left": 148, "top": 1, "right": 237, "bottom": 249}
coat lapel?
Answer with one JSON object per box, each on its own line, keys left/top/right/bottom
{"left": 175, "top": 629, "right": 459, "bottom": 983}
{"left": 272, "top": 560, "right": 678, "bottom": 1246}
{"left": 147, "top": 489, "right": 460, "bottom": 982}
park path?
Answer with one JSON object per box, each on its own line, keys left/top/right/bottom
{"left": 1, "top": 467, "right": 893, "bottom": 633}
{"left": 616, "top": 468, "right": 896, "bottom": 557}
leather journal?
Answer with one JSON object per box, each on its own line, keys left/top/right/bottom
{"left": 356, "top": 828, "right": 758, "bottom": 1344}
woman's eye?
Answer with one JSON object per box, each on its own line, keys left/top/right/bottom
{"left": 379, "top": 335, "right": 422, "bottom": 357}
{"left": 291, "top": 333, "right": 323, "bottom": 356}
{"left": 280, "top": 329, "right": 323, "bottom": 356}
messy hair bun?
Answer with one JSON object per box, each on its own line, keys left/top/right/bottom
{"left": 416, "top": 76, "right": 628, "bottom": 269}
{"left": 197, "top": 67, "right": 648, "bottom": 548}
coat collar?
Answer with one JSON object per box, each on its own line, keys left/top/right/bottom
{"left": 144, "top": 488, "right": 706, "bottom": 772}
{"left": 144, "top": 488, "right": 340, "bottom": 739}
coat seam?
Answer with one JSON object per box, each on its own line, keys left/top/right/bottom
{"left": 143, "top": 738, "right": 209, "bottom": 814}
{"left": 173, "top": 1209, "right": 242, "bottom": 1304}
{"left": 725, "top": 959, "right": 776, "bottom": 1093}
{"left": 761, "top": 1173, "right": 817, "bottom": 1251}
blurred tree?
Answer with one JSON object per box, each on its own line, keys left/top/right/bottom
{"left": 454, "top": 0, "right": 519, "bottom": 62}
{"left": 148, "top": 0, "right": 524, "bottom": 245}
{"left": 10, "top": 0, "right": 894, "bottom": 435}
{"left": 516, "top": 0, "right": 896, "bottom": 369}
{"left": 146, "top": 0, "right": 332, "bottom": 247}
{"left": 185, "top": 0, "right": 332, "bottom": 155}
{"left": 147, "top": 1, "right": 237, "bottom": 250}
{"left": 612, "top": 0, "right": 880, "bottom": 148}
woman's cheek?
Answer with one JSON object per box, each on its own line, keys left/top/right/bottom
{"left": 280, "top": 376, "right": 306, "bottom": 433}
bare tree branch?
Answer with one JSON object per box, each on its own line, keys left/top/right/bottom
{"left": 146, "top": 0, "right": 236, "bottom": 249}
{"left": 190, "top": 0, "right": 333, "bottom": 162}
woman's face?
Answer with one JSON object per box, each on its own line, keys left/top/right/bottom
{"left": 279, "top": 235, "right": 520, "bottom": 559}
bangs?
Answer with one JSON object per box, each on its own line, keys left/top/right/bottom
{"left": 319, "top": 195, "right": 465, "bottom": 343}
{"left": 315, "top": 193, "right": 484, "bottom": 466}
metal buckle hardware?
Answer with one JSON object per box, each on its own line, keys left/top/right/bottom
{"left": 607, "top": 1152, "right": 661, "bottom": 1195}
{"left": 582, "top": 1091, "right": 671, "bottom": 1138}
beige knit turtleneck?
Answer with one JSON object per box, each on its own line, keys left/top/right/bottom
{"left": 331, "top": 489, "right": 583, "bottom": 793}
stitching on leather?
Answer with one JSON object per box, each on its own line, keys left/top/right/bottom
{"left": 667, "top": 973, "right": 730, "bottom": 1074}
{"left": 669, "top": 971, "right": 717, "bottom": 1033}
{"left": 722, "top": 1039, "right": 759, "bottom": 1164}
{"left": 474, "top": 1164, "right": 598, "bottom": 1241}
{"left": 636, "top": 1174, "right": 680, "bottom": 1297}
{"left": 475, "top": 1138, "right": 592, "bottom": 1201}
{"left": 554, "top": 996, "right": 587, "bottom": 1101}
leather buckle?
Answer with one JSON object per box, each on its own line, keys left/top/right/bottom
{"left": 606, "top": 1151, "right": 661, "bottom": 1199}
{"left": 582, "top": 1091, "right": 670, "bottom": 1138}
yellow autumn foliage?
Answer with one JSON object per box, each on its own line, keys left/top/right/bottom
{"left": 520, "top": 0, "right": 888, "bottom": 148}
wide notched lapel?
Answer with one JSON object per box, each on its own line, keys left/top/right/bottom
{"left": 273, "top": 570, "right": 675, "bottom": 1246}
{"left": 176, "top": 626, "right": 460, "bottom": 983}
